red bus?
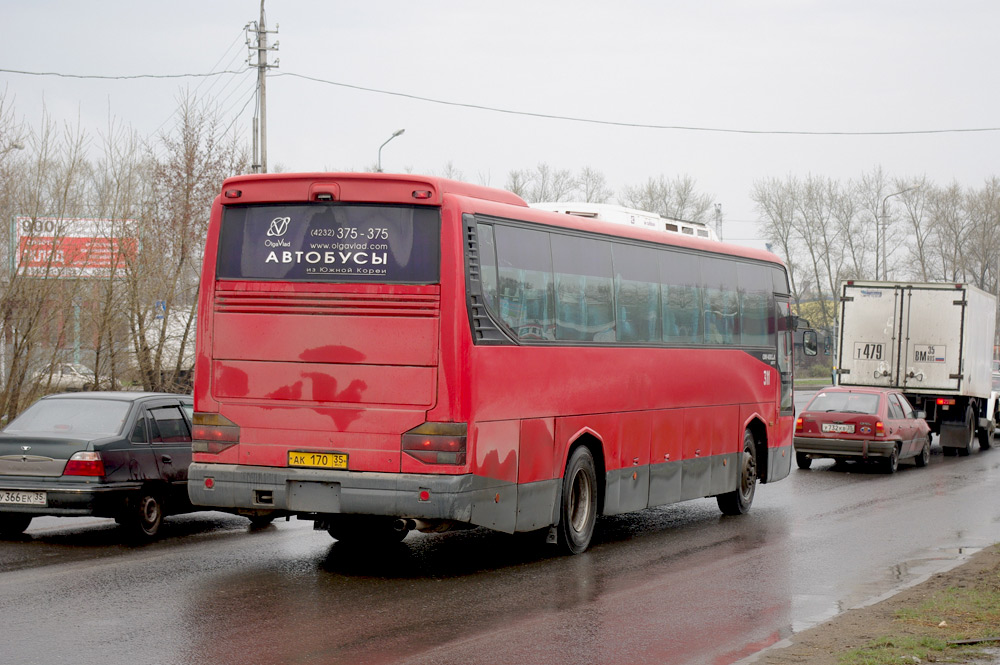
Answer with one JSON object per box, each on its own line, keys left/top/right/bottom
{"left": 188, "top": 173, "right": 815, "bottom": 553}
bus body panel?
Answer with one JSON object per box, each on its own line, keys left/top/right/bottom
{"left": 189, "top": 173, "right": 796, "bottom": 543}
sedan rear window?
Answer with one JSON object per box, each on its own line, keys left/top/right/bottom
{"left": 5, "top": 399, "right": 131, "bottom": 438}
{"left": 807, "top": 392, "right": 881, "bottom": 415}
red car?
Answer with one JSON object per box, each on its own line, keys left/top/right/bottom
{"left": 794, "top": 387, "right": 932, "bottom": 473}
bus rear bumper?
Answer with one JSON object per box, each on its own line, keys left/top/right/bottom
{"left": 187, "top": 463, "right": 535, "bottom": 532}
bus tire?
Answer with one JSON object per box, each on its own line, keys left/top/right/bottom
{"left": 718, "top": 429, "right": 757, "bottom": 516}
{"left": 557, "top": 446, "right": 598, "bottom": 555}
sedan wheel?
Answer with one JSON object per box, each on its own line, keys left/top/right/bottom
{"left": 914, "top": 438, "right": 931, "bottom": 468}
{"left": 122, "top": 492, "right": 163, "bottom": 539}
{"left": 882, "top": 444, "right": 900, "bottom": 474}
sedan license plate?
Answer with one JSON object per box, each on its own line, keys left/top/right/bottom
{"left": 0, "top": 490, "right": 46, "bottom": 506}
{"left": 822, "top": 423, "right": 855, "bottom": 433}
{"left": 288, "top": 451, "right": 348, "bottom": 470}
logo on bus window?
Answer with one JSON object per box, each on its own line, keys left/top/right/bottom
{"left": 267, "top": 217, "right": 291, "bottom": 237}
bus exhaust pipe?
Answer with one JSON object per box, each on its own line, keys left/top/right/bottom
{"left": 394, "top": 518, "right": 417, "bottom": 532}
{"left": 393, "top": 518, "right": 458, "bottom": 533}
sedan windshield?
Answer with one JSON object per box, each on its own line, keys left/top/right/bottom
{"left": 807, "top": 391, "right": 881, "bottom": 415}
{"left": 5, "top": 399, "right": 131, "bottom": 438}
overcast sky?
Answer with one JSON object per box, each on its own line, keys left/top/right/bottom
{"left": 4, "top": 1, "right": 999, "bottom": 245}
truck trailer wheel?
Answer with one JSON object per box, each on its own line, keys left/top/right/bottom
{"left": 978, "top": 422, "right": 993, "bottom": 450}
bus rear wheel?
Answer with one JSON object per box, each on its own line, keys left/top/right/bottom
{"left": 557, "top": 446, "right": 598, "bottom": 555}
{"left": 718, "top": 429, "right": 757, "bottom": 516}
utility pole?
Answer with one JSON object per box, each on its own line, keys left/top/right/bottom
{"left": 247, "top": 0, "right": 278, "bottom": 173}
{"left": 714, "top": 203, "right": 723, "bottom": 241}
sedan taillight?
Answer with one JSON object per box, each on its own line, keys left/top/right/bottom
{"left": 875, "top": 421, "right": 885, "bottom": 437}
{"left": 63, "top": 451, "right": 105, "bottom": 477}
{"left": 795, "top": 417, "right": 803, "bottom": 433}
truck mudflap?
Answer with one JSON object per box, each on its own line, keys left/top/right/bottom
{"left": 938, "top": 420, "right": 975, "bottom": 450}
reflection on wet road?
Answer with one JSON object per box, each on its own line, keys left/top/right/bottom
{"left": 2, "top": 392, "right": 1000, "bottom": 665}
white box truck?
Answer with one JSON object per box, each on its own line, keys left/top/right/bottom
{"left": 836, "top": 280, "right": 997, "bottom": 455}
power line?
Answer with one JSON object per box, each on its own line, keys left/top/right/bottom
{"left": 276, "top": 72, "right": 1000, "bottom": 137}
{"left": 6, "top": 65, "right": 1000, "bottom": 137}
{"left": 0, "top": 67, "right": 244, "bottom": 80}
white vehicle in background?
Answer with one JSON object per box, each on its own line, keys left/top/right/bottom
{"left": 989, "top": 372, "right": 1000, "bottom": 437}
{"left": 836, "top": 280, "right": 997, "bottom": 455}
{"left": 31, "top": 362, "right": 100, "bottom": 391}
{"left": 530, "top": 202, "right": 719, "bottom": 240}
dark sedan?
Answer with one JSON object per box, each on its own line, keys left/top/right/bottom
{"left": 0, "top": 392, "right": 195, "bottom": 539}
{"left": 794, "top": 386, "right": 932, "bottom": 473}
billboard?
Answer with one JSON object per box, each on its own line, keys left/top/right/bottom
{"left": 14, "top": 216, "right": 138, "bottom": 277}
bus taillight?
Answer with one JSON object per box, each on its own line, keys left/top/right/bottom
{"left": 402, "top": 423, "right": 468, "bottom": 465}
{"left": 192, "top": 412, "right": 240, "bottom": 454}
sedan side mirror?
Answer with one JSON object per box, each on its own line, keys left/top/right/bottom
{"left": 914, "top": 410, "right": 927, "bottom": 420}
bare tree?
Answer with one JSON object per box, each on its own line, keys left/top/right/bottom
{"left": 897, "top": 177, "right": 932, "bottom": 281}
{"left": 926, "top": 182, "right": 966, "bottom": 282}
{"left": 575, "top": 166, "right": 612, "bottom": 203}
{"left": 751, "top": 175, "right": 804, "bottom": 306}
{"left": 829, "top": 179, "right": 868, "bottom": 280}
{"left": 620, "top": 174, "right": 713, "bottom": 222}
{"left": 128, "top": 93, "right": 248, "bottom": 392}
{"left": 961, "top": 177, "right": 1000, "bottom": 291}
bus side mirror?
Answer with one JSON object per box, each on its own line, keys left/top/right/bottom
{"left": 803, "top": 330, "right": 818, "bottom": 356}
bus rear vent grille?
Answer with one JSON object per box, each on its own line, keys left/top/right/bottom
{"left": 214, "top": 291, "right": 440, "bottom": 317}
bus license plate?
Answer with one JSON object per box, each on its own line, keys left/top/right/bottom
{"left": 0, "top": 490, "right": 46, "bottom": 506}
{"left": 822, "top": 423, "right": 855, "bottom": 433}
{"left": 288, "top": 451, "right": 348, "bottom": 470}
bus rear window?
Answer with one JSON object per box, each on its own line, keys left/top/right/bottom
{"left": 217, "top": 204, "right": 440, "bottom": 283}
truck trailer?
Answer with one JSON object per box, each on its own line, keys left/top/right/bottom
{"left": 836, "top": 280, "right": 997, "bottom": 455}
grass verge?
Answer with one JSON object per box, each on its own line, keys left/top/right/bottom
{"left": 838, "top": 547, "right": 1000, "bottom": 664}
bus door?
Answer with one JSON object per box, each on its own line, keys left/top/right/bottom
{"left": 776, "top": 298, "right": 794, "bottom": 415}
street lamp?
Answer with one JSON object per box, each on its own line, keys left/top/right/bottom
{"left": 376, "top": 129, "right": 405, "bottom": 173}
{"left": 878, "top": 186, "right": 919, "bottom": 280}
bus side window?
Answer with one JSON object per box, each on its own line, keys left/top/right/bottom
{"left": 702, "top": 257, "right": 738, "bottom": 345}
{"left": 612, "top": 242, "right": 660, "bottom": 343}
{"left": 476, "top": 224, "right": 499, "bottom": 309}
{"left": 494, "top": 225, "right": 555, "bottom": 341}
{"left": 737, "top": 263, "right": 773, "bottom": 347}
{"left": 660, "top": 250, "right": 703, "bottom": 345}
{"left": 551, "top": 234, "right": 615, "bottom": 343}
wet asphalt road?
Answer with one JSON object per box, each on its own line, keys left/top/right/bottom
{"left": 2, "top": 391, "right": 1000, "bottom": 665}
